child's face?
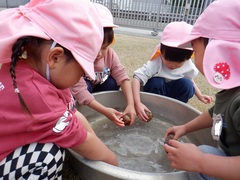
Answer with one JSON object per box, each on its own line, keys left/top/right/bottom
{"left": 95, "top": 43, "right": 109, "bottom": 61}
{"left": 191, "top": 38, "right": 206, "bottom": 75}
{"left": 50, "top": 56, "right": 84, "bottom": 89}
{"left": 161, "top": 56, "right": 186, "bottom": 70}
{"left": 42, "top": 44, "right": 84, "bottom": 89}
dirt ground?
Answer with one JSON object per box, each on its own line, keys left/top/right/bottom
{"left": 62, "top": 33, "right": 219, "bottom": 179}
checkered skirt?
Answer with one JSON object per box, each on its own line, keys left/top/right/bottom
{"left": 0, "top": 143, "right": 65, "bottom": 180}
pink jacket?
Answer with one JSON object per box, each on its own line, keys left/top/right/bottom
{"left": 71, "top": 47, "right": 129, "bottom": 105}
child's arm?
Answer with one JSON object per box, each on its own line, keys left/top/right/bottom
{"left": 132, "top": 77, "right": 152, "bottom": 121}
{"left": 164, "top": 139, "right": 240, "bottom": 180}
{"left": 71, "top": 131, "right": 118, "bottom": 166}
{"left": 120, "top": 79, "right": 136, "bottom": 125}
{"left": 192, "top": 79, "right": 213, "bottom": 104}
{"left": 71, "top": 78, "right": 125, "bottom": 127}
{"left": 72, "top": 110, "right": 118, "bottom": 166}
{"left": 71, "top": 77, "right": 94, "bottom": 105}
{"left": 165, "top": 111, "right": 213, "bottom": 139}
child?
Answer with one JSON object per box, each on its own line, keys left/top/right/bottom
{"left": 71, "top": 3, "right": 136, "bottom": 127}
{"left": 0, "top": 0, "right": 118, "bottom": 179}
{"left": 132, "top": 21, "right": 212, "bottom": 121}
{"left": 164, "top": 0, "right": 240, "bottom": 179}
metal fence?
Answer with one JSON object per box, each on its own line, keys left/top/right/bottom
{"left": 0, "top": 0, "right": 29, "bottom": 7}
{"left": 92, "top": 0, "right": 214, "bottom": 35}
{"left": 0, "top": 0, "right": 214, "bottom": 36}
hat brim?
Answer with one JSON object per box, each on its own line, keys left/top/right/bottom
{"left": 71, "top": 51, "right": 95, "bottom": 80}
{"left": 162, "top": 41, "right": 193, "bottom": 50}
{"left": 103, "top": 24, "right": 119, "bottom": 28}
{"left": 178, "top": 34, "right": 201, "bottom": 49}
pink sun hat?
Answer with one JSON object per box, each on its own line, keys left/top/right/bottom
{"left": 151, "top": 21, "right": 193, "bottom": 60}
{"left": 178, "top": 0, "right": 240, "bottom": 49}
{"left": 0, "top": 0, "right": 103, "bottom": 80}
{"left": 161, "top": 21, "right": 193, "bottom": 49}
{"left": 93, "top": 3, "right": 119, "bottom": 28}
{"left": 178, "top": 0, "right": 240, "bottom": 89}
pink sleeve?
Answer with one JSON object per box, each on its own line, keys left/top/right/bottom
{"left": 70, "top": 77, "right": 94, "bottom": 105}
{"left": 105, "top": 48, "right": 129, "bottom": 85}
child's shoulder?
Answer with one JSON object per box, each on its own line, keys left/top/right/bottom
{"left": 106, "top": 47, "right": 117, "bottom": 56}
{"left": 150, "top": 56, "right": 162, "bottom": 63}
{"left": 184, "top": 59, "right": 195, "bottom": 66}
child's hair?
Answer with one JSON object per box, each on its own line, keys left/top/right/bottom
{"left": 103, "top": 27, "right": 114, "bottom": 46}
{"left": 201, "top": 37, "right": 209, "bottom": 47}
{"left": 160, "top": 43, "right": 193, "bottom": 63}
{"left": 10, "top": 36, "right": 74, "bottom": 115}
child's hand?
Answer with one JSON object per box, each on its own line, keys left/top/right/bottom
{"left": 104, "top": 108, "right": 125, "bottom": 127}
{"left": 135, "top": 102, "right": 152, "bottom": 122}
{"left": 198, "top": 94, "right": 214, "bottom": 104}
{"left": 164, "top": 140, "right": 203, "bottom": 172}
{"left": 165, "top": 125, "right": 187, "bottom": 140}
{"left": 164, "top": 133, "right": 175, "bottom": 145}
{"left": 123, "top": 105, "right": 136, "bottom": 125}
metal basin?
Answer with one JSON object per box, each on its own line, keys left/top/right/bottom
{"left": 68, "top": 91, "right": 216, "bottom": 180}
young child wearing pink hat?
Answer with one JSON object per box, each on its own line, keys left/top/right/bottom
{"left": 164, "top": 0, "right": 240, "bottom": 179}
{"left": 132, "top": 21, "right": 212, "bottom": 122}
{"left": 71, "top": 3, "right": 136, "bottom": 127}
{"left": 0, "top": 0, "right": 118, "bottom": 179}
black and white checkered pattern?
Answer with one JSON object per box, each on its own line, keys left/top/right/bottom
{"left": 0, "top": 143, "right": 65, "bottom": 180}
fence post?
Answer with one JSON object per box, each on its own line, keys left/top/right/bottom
{"left": 109, "top": 0, "right": 113, "bottom": 12}
{"left": 151, "top": 0, "right": 162, "bottom": 36}
{"left": 184, "top": 0, "right": 191, "bottom": 21}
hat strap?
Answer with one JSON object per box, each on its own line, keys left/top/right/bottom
{"left": 50, "top": 41, "right": 57, "bottom": 49}
{"left": 46, "top": 41, "right": 57, "bottom": 81}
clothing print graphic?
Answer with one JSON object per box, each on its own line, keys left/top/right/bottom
{"left": 53, "top": 110, "right": 71, "bottom": 133}
{"left": 85, "top": 67, "right": 110, "bottom": 85}
{"left": 0, "top": 82, "right": 4, "bottom": 91}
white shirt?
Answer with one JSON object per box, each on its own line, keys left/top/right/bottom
{"left": 133, "top": 56, "right": 199, "bottom": 86}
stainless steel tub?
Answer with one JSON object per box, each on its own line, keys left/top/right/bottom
{"left": 68, "top": 91, "right": 216, "bottom": 180}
